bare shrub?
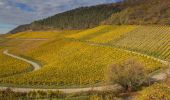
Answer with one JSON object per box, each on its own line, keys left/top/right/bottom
{"left": 108, "top": 59, "right": 148, "bottom": 92}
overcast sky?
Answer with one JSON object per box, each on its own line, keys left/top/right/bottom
{"left": 0, "top": 0, "right": 118, "bottom": 34}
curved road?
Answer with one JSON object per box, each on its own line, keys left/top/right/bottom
{"left": 0, "top": 47, "right": 169, "bottom": 93}
{"left": 3, "top": 50, "right": 41, "bottom": 71}
{"left": 0, "top": 84, "right": 122, "bottom": 94}
{"left": 2, "top": 50, "right": 122, "bottom": 93}
{"left": 89, "top": 42, "right": 170, "bottom": 81}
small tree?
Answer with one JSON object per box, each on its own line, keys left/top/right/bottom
{"left": 108, "top": 59, "right": 148, "bottom": 92}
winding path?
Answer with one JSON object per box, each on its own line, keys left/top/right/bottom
{"left": 0, "top": 84, "right": 122, "bottom": 94}
{"left": 1, "top": 49, "right": 122, "bottom": 93}
{"left": 88, "top": 42, "right": 170, "bottom": 80}
{"left": 3, "top": 50, "right": 41, "bottom": 71}
{"left": 0, "top": 45, "right": 169, "bottom": 93}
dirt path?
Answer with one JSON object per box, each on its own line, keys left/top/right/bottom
{"left": 88, "top": 42, "right": 170, "bottom": 81}
{"left": 0, "top": 44, "right": 169, "bottom": 93}
{"left": 3, "top": 50, "right": 41, "bottom": 71}
{"left": 0, "top": 84, "right": 122, "bottom": 93}
{"left": 1, "top": 49, "right": 122, "bottom": 93}
{"left": 119, "top": 48, "right": 170, "bottom": 81}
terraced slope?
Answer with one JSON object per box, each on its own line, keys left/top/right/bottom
{"left": 68, "top": 25, "right": 170, "bottom": 61}
{"left": 68, "top": 25, "right": 138, "bottom": 42}
{"left": 0, "top": 25, "right": 168, "bottom": 88}
{"left": 0, "top": 39, "right": 163, "bottom": 88}
{"left": 68, "top": 25, "right": 115, "bottom": 39}
{"left": 89, "top": 25, "right": 138, "bottom": 43}
{"left": 109, "top": 26, "right": 170, "bottom": 61}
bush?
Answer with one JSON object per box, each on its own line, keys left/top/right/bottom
{"left": 108, "top": 59, "right": 148, "bottom": 92}
{"left": 137, "top": 83, "right": 170, "bottom": 100}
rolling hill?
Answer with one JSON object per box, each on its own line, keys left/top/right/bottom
{"left": 9, "top": 4, "right": 120, "bottom": 34}
{"left": 9, "top": 0, "right": 170, "bottom": 34}
{"left": 1, "top": 0, "right": 170, "bottom": 99}
{"left": 0, "top": 25, "right": 167, "bottom": 88}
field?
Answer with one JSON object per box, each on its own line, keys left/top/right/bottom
{"left": 68, "top": 25, "right": 138, "bottom": 42}
{"left": 0, "top": 25, "right": 167, "bottom": 88}
{"left": 111, "top": 26, "right": 170, "bottom": 61}
{"left": 0, "top": 40, "right": 163, "bottom": 87}
{"left": 68, "top": 25, "right": 170, "bottom": 61}
{"left": 8, "top": 30, "right": 81, "bottom": 39}
{"left": 0, "top": 48, "right": 32, "bottom": 78}
{"left": 1, "top": 0, "right": 170, "bottom": 99}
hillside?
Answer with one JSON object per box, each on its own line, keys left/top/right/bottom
{"left": 1, "top": 25, "right": 165, "bottom": 87}
{"left": 1, "top": 25, "right": 170, "bottom": 99}
{"left": 1, "top": 0, "right": 170, "bottom": 99}
{"left": 9, "top": 4, "right": 120, "bottom": 34}
{"left": 9, "top": 0, "right": 170, "bottom": 34}
{"left": 104, "top": 0, "right": 170, "bottom": 25}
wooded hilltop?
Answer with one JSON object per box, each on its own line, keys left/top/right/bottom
{"left": 9, "top": 0, "right": 170, "bottom": 34}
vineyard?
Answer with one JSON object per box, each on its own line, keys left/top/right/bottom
{"left": 0, "top": 48, "right": 32, "bottom": 78}
{"left": 68, "top": 25, "right": 114, "bottom": 39}
{"left": 110, "top": 26, "right": 170, "bottom": 61}
{"left": 68, "top": 25, "right": 138, "bottom": 42}
{"left": 0, "top": 25, "right": 169, "bottom": 88}
{"left": 89, "top": 25, "right": 138, "bottom": 43}
{"left": 1, "top": 0, "right": 170, "bottom": 98}
{"left": 137, "top": 83, "right": 170, "bottom": 99}
{"left": 68, "top": 25, "right": 170, "bottom": 61}
{"left": 0, "top": 39, "right": 164, "bottom": 87}
{"left": 8, "top": 30, "right": 81, "bottom": 39}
